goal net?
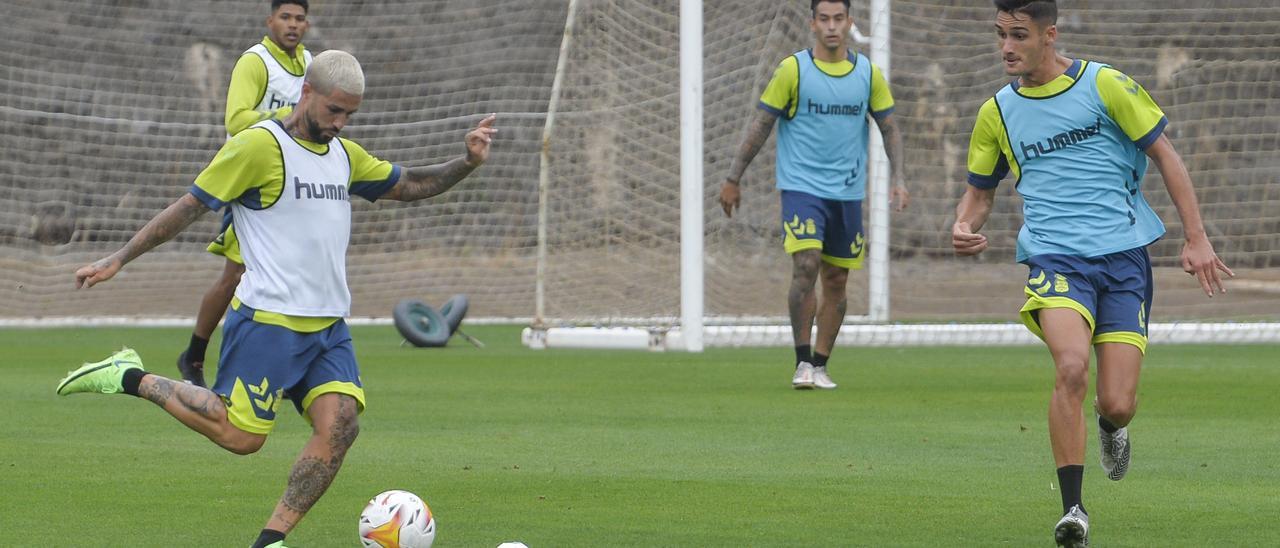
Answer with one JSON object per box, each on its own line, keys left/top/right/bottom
{"left": 3, "top": 0, "right": 1278, "bottom": 345}
{"left": 533, "top": 0, "right": 1280, "bottom": 347}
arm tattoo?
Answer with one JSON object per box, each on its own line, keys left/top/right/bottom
{"left": 877, "top": 115, "right": 906, "bottom": 187}
{"left": 386, "top": 156, "right": 476, "bottom": 201}
{"left": 113, "top": 194, "right": 208, "bottom": 266}
{"left": 727, "top": 109, "right": 779, "bottom": 184}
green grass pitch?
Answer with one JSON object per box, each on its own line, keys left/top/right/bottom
{"left": 1, "top": 326, "right": 1275, "bottom": 546}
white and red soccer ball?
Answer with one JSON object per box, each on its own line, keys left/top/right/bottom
{"left": 359, "top": 490, "right": 436, "bottom": 548}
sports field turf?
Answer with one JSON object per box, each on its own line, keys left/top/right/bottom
{"left": 1, "top": 325, "right": 1275, "bottom": 546}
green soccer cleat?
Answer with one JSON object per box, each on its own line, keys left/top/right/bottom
{"left": 55, "top": 348, "right": 145, "bottom": 396}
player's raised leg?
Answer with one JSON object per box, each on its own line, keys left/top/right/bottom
{"left": 1095, "top": 343, "right": 1141, "bottom": 481}
{"left": 57, "top": 348, "right": 267, "bottom": 455}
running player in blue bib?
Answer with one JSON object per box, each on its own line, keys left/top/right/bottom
{"left": 952, "top": 2, "right": 1233, "bottom": 545}
{"left": 720, "top": 0, "right": 910, "bottom": 391}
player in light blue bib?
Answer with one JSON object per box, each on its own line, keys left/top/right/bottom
{"left": 719, "top": 0, "right": 910, "bottom": 391}
{"left": 952, "top": 1, "right": 1233, "bottom": 545}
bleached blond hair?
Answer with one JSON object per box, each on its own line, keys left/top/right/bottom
{"left": 306, "top": 50, "right": 365, "bottom": 96}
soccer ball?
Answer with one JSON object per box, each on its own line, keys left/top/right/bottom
{"left": 358, "top": 490, "right": 436, "bottom": 548}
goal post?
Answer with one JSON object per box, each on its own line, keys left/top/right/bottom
{"left": 866, "top": 0, "right": 892, "bottom": 323}
{"left": 679, "top": 0, "right": 706, "bottom": 352}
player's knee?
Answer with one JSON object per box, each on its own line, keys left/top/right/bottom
{"left": 312, "top": 398, "right": 361, "bottom": 450}
{"left": 821, "top": 273, "right": 848, "bottom": 294}
{"left": 1097, "top": 396, "right": 1137, "bottom": 424}
{"left": 335, "top": 418, "right": 360, "bottom": 450}
{"left": 219, "top": 430, "right": 267, "bottom": 455}
{"left": 791, "top": 252, "right": 821, "bottom": 282}
{"left": 1052, "top": 356, "right": 1089, "bottom": 395}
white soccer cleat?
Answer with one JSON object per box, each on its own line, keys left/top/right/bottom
{"left": 812, "top": 365, "right": 837, "bottom": 389}
{"left": 1054, "top": 505, "right": 1090, "bottom": 547}
{"left": 1098, "top": 414, "right": 1131, "bottom": 481}
{"left": 792, "top": 361, "right": 815, "bottom": 389}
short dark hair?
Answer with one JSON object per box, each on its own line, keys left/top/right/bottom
{"left": 811, "top": 0, "right": 851, "bottom": 14}
{"left": 994, "top": 0, "right": 1057, "bottom": 26}
{"left": 271, "top": 0, "right": 308, "bottom": 13}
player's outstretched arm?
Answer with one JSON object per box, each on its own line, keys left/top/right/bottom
{"left": 75, "top": 193, "right": 210, "bottom": 288}
{"left": 720, "top": 109, "right": 779, "bottom": 218}
{"left": 875, "top": 113, "right": 910, "bottom": 212}
{"left": 1146, "top": 134, "right": 1234, "bottom": 296}
{"left": 952, "top": 186, "right": 995, "bottom": 256}
{"left": 382, "top": 114, "right": 497, "bottom": 202}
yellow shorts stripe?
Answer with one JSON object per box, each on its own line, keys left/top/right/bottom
{"left": 784, "top": 238, "right": 823, "bottom": 254}
{"left": 299, "top": 381, "right": 366, "bottom": 425}
{"left": 821, "top": 253, "right": 864, "bottom": 270}
{"left": 1093, "top": 331, "right": 1148, "bottom": 355}
{"left": 1019, "top": 289, "right": 1097, "bottom": 342}
{"left": 230, "top": 297, "right": 340, "bottom": 333}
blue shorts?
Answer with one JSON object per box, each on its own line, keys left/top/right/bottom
{"left": 1020, "top": 247, "right": 1154, "bottom": 353}
{"left": 780, "top": 190, "right": 865, "bottom": 269}
{"left": 214, "top": 305, "right": 365, "bottom": 435}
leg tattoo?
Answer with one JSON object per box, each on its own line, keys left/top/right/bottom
{"left": 139, "top": 377, "right": 176, "bottom": 407}
{"left": 789, "top": 251, "right": 821, "bottom": 345}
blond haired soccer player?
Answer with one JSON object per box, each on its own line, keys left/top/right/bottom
{"left": 953, "top": 1, "right": 1232, "bottom": 545}
{"left": 178, "top": 0, "right": 314, "bottom": 388}
{"left": 720, "top": 0, "right": 909, "bottom": 390}
{"left": 59, "top": 51, "right": 497, "bottom": 548}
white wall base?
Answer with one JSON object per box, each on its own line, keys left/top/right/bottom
{"left": 523, "top": 323, "right": 1280, "bottom": 350}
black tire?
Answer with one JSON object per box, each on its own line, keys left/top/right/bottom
{"left": 392, "top": 299, "right": 451, "bottom": 347}
{"left": 439, "top": 294, "right": 469, "bottom": 334}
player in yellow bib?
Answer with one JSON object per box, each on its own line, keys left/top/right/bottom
{"left": 60, "top": 51, "right": 497, "bottom": 548}
{"left": 177, "top": 0, "right": 314, "bottom": 388}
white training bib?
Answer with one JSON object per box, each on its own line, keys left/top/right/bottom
{"left": 246, "top": 43, "right": 312, "bottom": 113}
{"left": 232, "top": 120, "right": 354, "bottom": 317}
